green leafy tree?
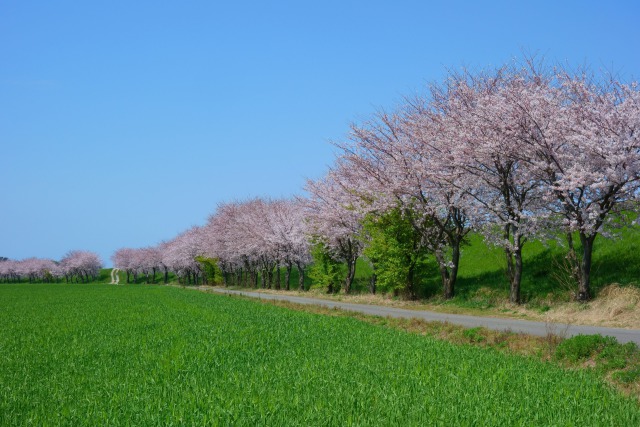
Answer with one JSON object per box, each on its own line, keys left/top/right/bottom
{"left": 196, "top": 256, "right": 223, "bottom": 285}
{"left": 363, "top": 207, "right": 431, "bottom": 299}
{"left": 308, "top": 242, "right": 343, "bottom": 294}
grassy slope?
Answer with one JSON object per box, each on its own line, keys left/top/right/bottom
{"left": 342, "top": 226, "right": 640, "bottom": 306}
{"left": 0, "top": 284, "right": 638, "bottom": 425}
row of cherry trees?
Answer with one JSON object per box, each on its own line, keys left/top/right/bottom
{"left": 112, "top": 232, "right": 201, "bottom": 285}
{"left": 112, "top": 59, "right": 639, "bottom": 303}
{"left": 0, "top": 251, "right": 103, "bottom": 283}
{"left": 309, "top": 61, "right": 640, "bottom": 302}
{"left": 112, "top": 198, "right": 312, "bottom": 289}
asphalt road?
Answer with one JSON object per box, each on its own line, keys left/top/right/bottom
{"left": 207, "top": 288, "right": 640, "bottom": 345}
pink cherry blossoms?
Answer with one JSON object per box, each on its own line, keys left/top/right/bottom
{"left": 323, "top": 60, "right": 639, "bottom": 301}
{"left": 0, "top": 251, "right": 103, "bottom": 283}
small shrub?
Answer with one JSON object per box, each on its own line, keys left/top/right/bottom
{"left": 554, "top": 334, "right": 618, "bottom": 363}
{"left": 463, "top": 327, "right": 486, "bottom": 343}
{"left": 538, "top": 304, "right": 551, "bottom": 313}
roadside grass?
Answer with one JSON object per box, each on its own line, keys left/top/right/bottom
{"left": 0, "top": 284, "right": 638, "bottom": 425}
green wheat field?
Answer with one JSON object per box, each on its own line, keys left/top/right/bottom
{"left": 1, "top": 284, "right": 638, "bottom": 425}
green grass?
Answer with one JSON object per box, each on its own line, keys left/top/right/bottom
{"left": 341, "top": 226, "right": 640, "bottom": 305}
{"left": 0, "top": 284, "right": 638, "bottom": 425}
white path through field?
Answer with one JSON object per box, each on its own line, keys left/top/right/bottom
{"left": 110, "top": 268, "right": 120, "bottom": 284}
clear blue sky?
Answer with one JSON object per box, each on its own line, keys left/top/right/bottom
{"left": 2, "top": 1, "right": 639, "bottom": 266}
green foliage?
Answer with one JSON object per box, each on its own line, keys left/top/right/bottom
{"left": 195, "top": 256, "right": 223, "bottom": 284}
{"left": 462, "top": 327, "right": 486, "bottom": 343}
{"left": 555, "top": 334, "right": 621, "bottom": 362}
{"left": 308, "top": 242, "right": 342, "bottom": 293}
{"left": 362, "top": 208, "right": 432, "bottom": 298}
{"left": 0, "top": 284, "right": 638, "bottom": 425}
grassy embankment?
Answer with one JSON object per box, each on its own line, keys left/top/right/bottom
{"left": 0, "top": 284, "right": 638, "bottom": 425}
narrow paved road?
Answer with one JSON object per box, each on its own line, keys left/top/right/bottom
{"left": 208, "top": 288, "right": 640, "bottom": 344}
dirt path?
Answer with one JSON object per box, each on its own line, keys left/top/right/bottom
{"left": 205, "top": 287, "right": 640, "bottom": 344}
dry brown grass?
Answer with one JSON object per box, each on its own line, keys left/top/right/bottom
{"left": 539, "top": 285, "right": 640, "bottom": 328}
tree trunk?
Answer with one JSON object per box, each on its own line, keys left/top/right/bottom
{"left": 369, "top": 273, "right": 377, "bottom": 294}
{"left": 275, "top": 266, "right": 281, "bottom": 290}
{"left": 510, "top": 247, "right": 523, "bottom": 304}
{"left": 406, "top": 263, "right": 416, "bottom": 300}
{"left": 296, "top": 262, "right": 305, "bottom": 291}
{"left": 436, "top": 241, "right": 460, "bottom": 300}
{"left": 502, "top": 225, "right": 523, "bottom": 304}
{"left": 285, "top": 263, "right": 292, "bottom": 291}
{"left": 344, "top": 255, "right": 357, "bottom": 294}
{"left": 578, "top": 233, "right": 596, "bottom": 301}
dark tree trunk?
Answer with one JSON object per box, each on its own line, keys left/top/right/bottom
{"left": 504, "top": 228, "right": 524, "bottom": 304}
{"left": 509, "top": 247, "right": 523, "bottom": 304}
{"left": 275, "top": 266, "right": 281, "bottom": 290}
{"left": 344, "top": 255, "right": 357, "bottom": 294}
{"left": 436, "top": 241, "right": 460, "bottom": 300}
{"left": 406, "top": 263, "right": 416, "bottom": 300}
{"left": 369, "top": 273, "right": 377, "bottom": 294}
{"left": 296, "top": 262, "right": 305, "bottom": 291}
{"left": 578, "top": 233, "right": 596, "bottom": 301}
{"left": 285, "top": 263, "right": 292, "bottom": 291}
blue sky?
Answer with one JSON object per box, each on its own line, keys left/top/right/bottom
{"left": 2, "top": 0, "right": 639, "bottom": 266}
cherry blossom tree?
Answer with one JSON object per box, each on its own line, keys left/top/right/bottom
{"left": 112, "top": 248, "right": 136, "bottom": 283}
{"left": 0, "top": 258, "right": 62, "bottom": 283}
{"left": 304, "top": 168, "right": 365, "bottom": 294}
{"left": 202, "top": 198, "right": 311, "bottom": 290}
{"left": 514, "top": 70, "right": 640, "bottom": 300}
{"left": 61, "top": 250, "right": 102, "bottom": 283}
{"left": 262, "top": 198, "right": 311, "bottom": 290}
{"left": 427, "top": 66, "right": 550, "bottom": 303}
{"left": 336, "top": 108, "right": 472, "bottom": 299}
{"left": 162, "top": 227, "right": 206, "bottom": 285}
{"left": 203, "top": 200, "right": 264, "bottom": 287}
